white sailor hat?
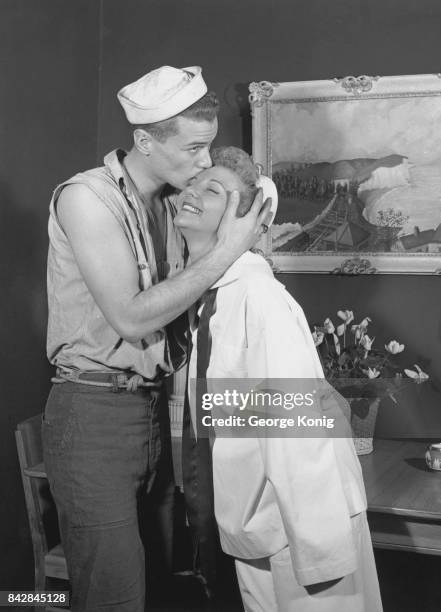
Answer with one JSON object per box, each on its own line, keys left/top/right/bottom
{"left": 256, "top": 174, "right": 278, "bottom": 226}
{"left": 117, "top": 65, "right": 207, "bottom": 124}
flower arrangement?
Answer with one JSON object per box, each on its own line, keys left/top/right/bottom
{"left": 312, "top": 310, "right": 428, "bottom": 401}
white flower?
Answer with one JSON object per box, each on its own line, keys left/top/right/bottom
{"left": 351, "top": 317, "right": 370, "bottom": 340}
{"left": 336, "top": 324, "right": 345, "bottom": 337}
{"left": 404, "top": 364, "right": 429, "bottom": 383}
{"left": 312, "top": 330, "right": 324, "bottom": 347}
{"left": 351, "top": 324, "right": 362, "bottom": 341}
{"left": 362, "top": 367, "right": 381, "bottom": 379}
{"left": 360, "top": 334, "right": 374, "bottom": 351}
{"left": 336, "top": 310, "right": 354, "bottom": 336}
{"left": 323, "top": 318, "right": 335, "bottom": 334}
{"left": 337, "top": 310, "right": 354, "bottom": 324}
{"left": 385, "top": 340, "right": 405, "bottom": 354}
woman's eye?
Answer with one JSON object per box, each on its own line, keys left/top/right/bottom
{"left": 207, "top": 188, "right": 220, "bottom": 194}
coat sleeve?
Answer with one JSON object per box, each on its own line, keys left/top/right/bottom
{"left": 246, "top": 281, "right": 359, "bottom": 586}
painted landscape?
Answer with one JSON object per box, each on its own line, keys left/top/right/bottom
{"left": 269, "top": 91, "right": 441, "bottom": 255}
{"left": 271, "top": 155, "right": 441, "bottom": 253}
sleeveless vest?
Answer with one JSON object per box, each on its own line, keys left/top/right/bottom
{"left": 47, "top": 149, "right": 187, "bottom": 379}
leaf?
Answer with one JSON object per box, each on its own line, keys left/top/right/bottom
{"left": 338, "top": 353, "right": 350, "bottom": 366}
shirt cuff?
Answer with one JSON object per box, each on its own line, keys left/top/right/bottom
{"left": 294, "top": 553, "right": 358, "bottom": 587}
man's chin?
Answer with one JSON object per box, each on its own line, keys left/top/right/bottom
{"left": 183, "top": 171, "right": 205, "bottom": 188}
{"left": 182, "top": 178, "right": 196, "bottom": 189}
{"left": 170, "top": 180, "right": 191, "bottom": 192}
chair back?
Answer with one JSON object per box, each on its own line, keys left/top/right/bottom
{"left": 15, "top": 414, "right": 60, "bottom": 587}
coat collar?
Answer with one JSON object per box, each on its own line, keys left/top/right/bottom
{"left": 211, "top": 250, "right": 272, "bottom": 289}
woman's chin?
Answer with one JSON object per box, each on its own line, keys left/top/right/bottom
{"left": 174, "top": 212, "right": 206, "bottom": 233}
{"left": 173, "top": 213, "right": 192, "bottom": 229}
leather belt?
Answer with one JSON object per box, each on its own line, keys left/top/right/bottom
{"left": 52, "top": 369, "right": 162, "bottom": 392}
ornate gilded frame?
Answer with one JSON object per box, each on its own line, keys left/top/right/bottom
{"left": 250, "top": 74, "right": 441, "bottom": 274}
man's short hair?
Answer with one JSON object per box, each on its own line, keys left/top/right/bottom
{"left": 133, "top": 91, "right": 219, "bottom": 142}
{"left": 211, "top": 146, "right": 259, "bottom": 217}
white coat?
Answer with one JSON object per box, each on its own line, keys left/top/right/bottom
{"left": 187, "top": 251, "right": 375, "bottom": 591}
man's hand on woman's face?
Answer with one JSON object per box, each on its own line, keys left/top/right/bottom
{"left": 215, "top": 188, "right": 273, "bottom": 261}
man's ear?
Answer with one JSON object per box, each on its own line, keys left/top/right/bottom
{"left": 133, "top": 128, "right": 153, "bottom": 156}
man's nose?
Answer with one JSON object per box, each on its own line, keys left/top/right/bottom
{"left": 198, "top": 148, "right": 212, "bottom": 169}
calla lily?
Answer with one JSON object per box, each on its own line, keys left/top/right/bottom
{"left": 363, "top": 367, "right": 381, "bottom": 379}
{"left": 337, "top": 310, "right": 354, "bottom": 324}
{"left": 312, "top": 330, "right": 324, "bottom": 347}
{"left": 360, "top": 334, "right": 374, "bottom": 351}
{"left": 359, "top": 317, "right": 371, "bottom": 330}
{"left": 385, "top": 340, "right": 405, "bottom": 354}
{"left": 404, "top": 364, "right": 429, "bottom": 383}
{"left": 323, "top": 318, "right": 335, "bottom": 334}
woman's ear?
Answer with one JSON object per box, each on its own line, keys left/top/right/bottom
{"left": 254, "top": 162, "right": 264, "bottom": 177}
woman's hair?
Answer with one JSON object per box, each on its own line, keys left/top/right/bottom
{"left": 210, "top": 146, "right": 259, "bottom": 217}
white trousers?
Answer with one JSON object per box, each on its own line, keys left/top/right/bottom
{"left": 235, "top": 512, "right": 383, "bottom": 612}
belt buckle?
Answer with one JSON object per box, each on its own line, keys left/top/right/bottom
{"left": 111, "top": 373, "right": 124, "bottom": 393}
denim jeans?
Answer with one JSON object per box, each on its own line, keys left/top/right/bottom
{"left": 42, "top": 381, "right": 175, "bottom": 612}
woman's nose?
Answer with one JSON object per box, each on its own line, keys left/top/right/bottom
{"left": 184, "top": 186, "right": 199, "bottom": 200}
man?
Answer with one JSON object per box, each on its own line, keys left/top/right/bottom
{"left": 43, "top": 65, "right": 270, "bottom": 612}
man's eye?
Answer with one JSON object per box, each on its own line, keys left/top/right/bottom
{"left": 208, "top": 187, "right": 219, "bottom": 194}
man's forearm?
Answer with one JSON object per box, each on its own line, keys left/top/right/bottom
{"left": 123, "top": 244, "right": 234, "bottom": 341}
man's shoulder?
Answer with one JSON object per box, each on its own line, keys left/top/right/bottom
{"left": 64, "top": 164, "right": 115, "bottom": 189}
{"left": 52, "top": 163, "right": 128, "bottom": 229}
{"left": 59, "top": 149, "right": 125, "bottom": 192}
{"left": 56, "top": 161, "right": 124, "bottom": 206}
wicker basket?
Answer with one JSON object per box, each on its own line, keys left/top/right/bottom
{"left": 348, "top": 397, "right": 380, "bottom": 455}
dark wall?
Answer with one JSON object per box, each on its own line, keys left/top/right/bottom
{"left": 284, "top": 273, "right": 441, "bottom": 437}
{"left": 98, "top": 0, "right": 441, "bottom": 152}
{"left": 98, "top": 0, "right": 441, "bottom": 436}
{"left": 2, "top": 0, "right": 441, "bottom": 591}
{"left": 0, "top": 0, "right": 100, "bottom": 588}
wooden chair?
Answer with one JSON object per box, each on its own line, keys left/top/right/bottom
{"left": 15, "top": 414, "right": 69, "bottom": 609}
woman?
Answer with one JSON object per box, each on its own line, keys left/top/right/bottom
{"left": 174, "top": 147, "right": 383, "bottom": 612}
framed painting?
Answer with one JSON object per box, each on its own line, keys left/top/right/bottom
{"left": 250, "top": 74, "right": 441, "bottom": 274}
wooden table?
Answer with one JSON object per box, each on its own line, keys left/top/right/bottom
{"left": 172, "top": 437, "right": 441, "bottom": 554}
{"left": 30, "top": 437, "right": 441, "bottom": 557}
{"left": 359, "top": 439, "right": 441, "bottom": 555}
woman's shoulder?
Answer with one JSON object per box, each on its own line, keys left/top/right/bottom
{"left": 240, "top": 253, "right": 299, "bottom": 299}
{"left": 235, "top": 257, "right": 305, "bottom": 323}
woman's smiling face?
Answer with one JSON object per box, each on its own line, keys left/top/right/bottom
{"left": 174, "top": 165, "right": 246, "bottom": 235}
